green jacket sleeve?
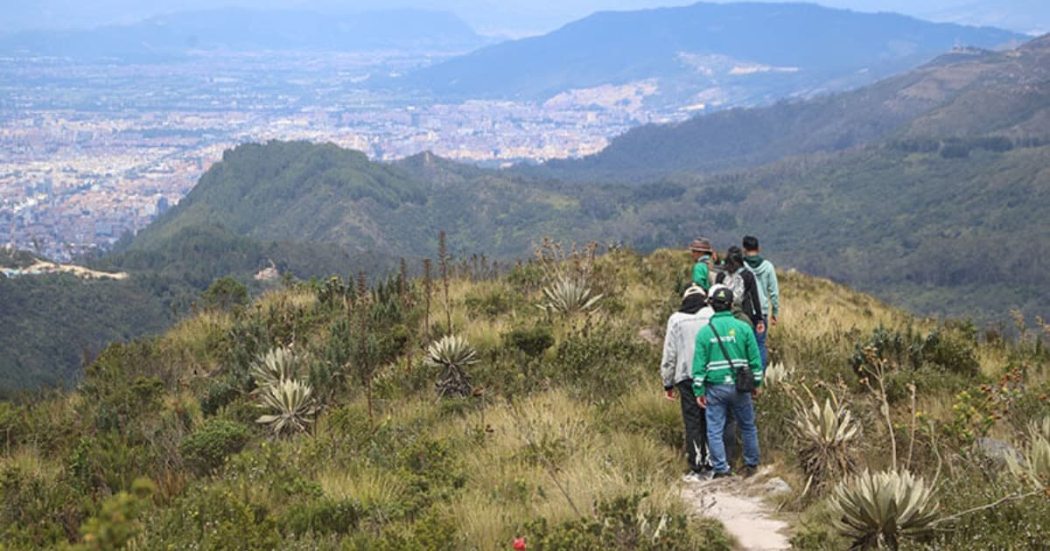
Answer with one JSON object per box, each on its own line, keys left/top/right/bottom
{"left": 692, "top": 326, "right": 710, "bottom": 396}
{"left": 745, "top": 325, "right": 763, "bottom": 388}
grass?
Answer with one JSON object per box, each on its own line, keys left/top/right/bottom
{"left": 7, "top": 246, "right": 1050, "bottom": 550}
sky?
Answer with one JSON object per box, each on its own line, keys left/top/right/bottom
{"left": 2, "top": 0, "right": 1047, "bottom": 36}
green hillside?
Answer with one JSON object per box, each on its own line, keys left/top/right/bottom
{"left": 1, "top": 247, "right": 1047, "bottom": 549}
{"left": 132, "top": 143, "right": 604, "bottom": 260}
{"left": 531, "top": 34, "right": 1050, "bottom": 182}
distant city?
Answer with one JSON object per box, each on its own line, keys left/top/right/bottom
{"left": 0, "top": 50, "right": 688, "bottom": 261}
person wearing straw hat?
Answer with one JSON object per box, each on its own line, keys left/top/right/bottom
{"left": 689, "top": 238, "right": 716, "bottom": 290}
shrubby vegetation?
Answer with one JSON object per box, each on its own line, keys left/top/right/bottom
{"left": 1, "top": 246, "right": 1048, "bottom": 549}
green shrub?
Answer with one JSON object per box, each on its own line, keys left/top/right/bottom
{"left": 548, "top": 321, "right": 651, "bottom": 401}
{"left": 0, "top": 463, "right": 86, "bottom": 548}
{"left": 281, "top": 498, "right": 362, "bottom": 537}
{"left": 150, "top": 485, "right": 280, "bottom": 550}
{"left": 73, "top": 477, "right": 155, "bottom": 550}
{"left": 930, "top": 467, "right": 1050, "bottom": 549}
{"left": 179, "top": 419, "right": 251, "bottom": 475}
{"left": 201, "top": 379, "right": 240, "bottom": 416}
{"left": 920, "top": 329, "right": 980, "bottom": 376}
{"left": 464, "top": 286, "right": 520, "bottom": 318}
{"left": 201, "top": 276, "right": 249, "bottom": 312}
{"left": 356, "top": 509, "right": 461, "bottom": 550}
{"left": 505, "top": 325, "right": 555, "bottom": 358}
{"left": 522, "top": 493, "right": 724, "bottom": 550}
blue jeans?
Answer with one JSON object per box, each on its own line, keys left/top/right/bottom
{"left": 755, "top": 315, "right": 768, "bottom": 369}
{"left": 705, "top": 384, "right": 760, "bottom": 474}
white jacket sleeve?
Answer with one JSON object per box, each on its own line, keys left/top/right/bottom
{"left": 660, "top": 319, "right": 678, "bottom": 389}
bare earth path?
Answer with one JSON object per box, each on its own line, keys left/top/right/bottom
{"left": 680, "top": 468, "right": 792, "bottom": 551}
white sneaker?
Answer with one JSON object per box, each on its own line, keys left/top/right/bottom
{"left": 682, "top": 471, "right": 707, "bottom": 483}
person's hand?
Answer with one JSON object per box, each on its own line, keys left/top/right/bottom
{"left": 696, "top": 395, "right": 707, "bottom": 408}
{"left": 664, "top": 388, "right": 676, "bottom": 401}
{"left": 771, "top": 315, "right": 778, "bottom": 326}
{"left": 756, "top": 321, "right": 766, "bottom": 334}
{"left": 752, "top": 388, "right": 761, "bottom": 400}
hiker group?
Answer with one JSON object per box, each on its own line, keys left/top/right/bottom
{"left": 660, "top": 235, "right": 779, "bottom": 480}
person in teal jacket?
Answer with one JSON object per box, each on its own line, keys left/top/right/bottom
{"left": 743, "top": 235, "right": 779, "bottom": 369}
{"left": 693, "top": 286, "right": 763, "bottom": 478}
{"left": 690, "top": 238, "right": 715, "bottom": 290}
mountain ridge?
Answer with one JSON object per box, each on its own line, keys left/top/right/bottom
{"left": 0, "top": 8, "right": 490, "bottom": 59}
{"left": 400, "top": 1, "right": 1024, "bottom": 105}
{"left": 526, "top": 32, "right": 1050, "bottom": 182}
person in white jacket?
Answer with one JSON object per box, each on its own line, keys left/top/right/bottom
{"left": 660, "top": 284, "right": 715, "bottom": 480}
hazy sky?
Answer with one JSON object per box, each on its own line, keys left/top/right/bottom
{"left": 3, "top": 0, "right": 1047, "bottom": 36}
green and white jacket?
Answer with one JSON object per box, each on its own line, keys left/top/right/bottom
{"left": 691, "top": 311, "right": 763, "bottom": 396}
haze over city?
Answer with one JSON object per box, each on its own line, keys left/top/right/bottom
{"left": 0, "top": 1, "right": 1045, "bottom": 261}
{"left": 2, "top": 0, "right": 1048, "bottom": 35}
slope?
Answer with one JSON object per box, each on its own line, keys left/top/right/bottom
{"left": 401, "top": 2, "right": 1022, "bottom": 105}
{"left": 130, "top": 142, "right": 604, "bottom": 260}
{"left": 2, "top": 248, "right": 1048, "bottom": 549}
{"left": 532, "top": 34, "right": 1050, "bottom": 182}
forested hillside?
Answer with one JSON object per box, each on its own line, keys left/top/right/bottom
{"left": 532, "top": 34, "right": 1050, "bottom": 182}
{"left": 1, "top": 247, "right": 1047, "bottom": 549}
{"left": 401, "top": 2, "right": 1022, "bottom": 105}
{"left": 130, "top": 143, "right": 607, "bottom": 260}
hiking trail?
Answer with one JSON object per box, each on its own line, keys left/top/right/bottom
{"left": 680, "top": 467, "right": 792, "bottom": 550}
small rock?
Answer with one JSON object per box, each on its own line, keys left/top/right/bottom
{"left": 764, "top": 477, "right": 792, "bottom": 497}
{"left": 637, "top": 328, "right": 661, "bottom": 346}
{"left": 974, "top": 437, "right": 1022, "bottom": 468}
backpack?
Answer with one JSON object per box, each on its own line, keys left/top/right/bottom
{"left": 715, "top": 271, "right": 758, "bottom": 328}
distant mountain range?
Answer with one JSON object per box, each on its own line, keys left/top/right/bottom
{"left": 399, "top": 2, "right": 1024, "bottom": 107}
{"left": 0, "top": 8, "right": 491, "bottom": 59}
{"left": 530, "top": 34, "right": 1050, "bottom": 181}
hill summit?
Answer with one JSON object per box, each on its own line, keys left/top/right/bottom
{"left": 1, "top": 246, "right": 1048, "bottom": 548}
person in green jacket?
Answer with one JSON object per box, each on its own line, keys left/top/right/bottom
{"left": 693, "top": 286, "right": 763, "bottom": 478}
{"left": 743, "top": 235, "right": 779, "bottom": 369}
{"left": 690, "top": 238, "right": 715, "bottom": 290}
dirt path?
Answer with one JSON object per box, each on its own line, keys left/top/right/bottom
{"left": 681, "top": 468, "right": 792, "bottom": 551}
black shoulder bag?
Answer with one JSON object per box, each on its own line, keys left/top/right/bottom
{"left": 708, "top": 323, "right": 755, "bottom": 393}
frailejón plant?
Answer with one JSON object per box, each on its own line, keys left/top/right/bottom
{"left": 256, "top": 378, "right": 317, "bottom": 437}
{"left": 1007, "top": 417, "right": 1050, "bottom": 494}
{"left": 427, "top": 335, "right": 478, "bottom": 397}
{"left": 793, "top": 394, "right": 859, "bottom": 491}
{"left": 763, "top": 361, "right": 791, "bottom": 387}
{"left": 828, "top": 469, "right": 940, "bottom": 549}
{"left": 250, "top": 346, "right": 301, "bottom": 388}
{"left": 540, "top": 275, "right": 603, "bottom": 314}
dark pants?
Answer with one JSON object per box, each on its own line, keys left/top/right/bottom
{"left": 724, "top": 408, "right": 740, "bottom": 468}
{"left": 755, "top": 314, "right": 769, "bottom": 369}
{"left": 676, "top": 380, "right": 709, "bottom": 471}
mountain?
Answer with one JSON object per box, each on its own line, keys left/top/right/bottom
{"left": 0, "top": 8, "right": 490, "bottom": 59}
{"left": 399, "top": 2, "right": 1023, "bottom": 106}
{"left": 531, "top": 33, "right": 1050, "bottom": 182}
{"left": 128, "top": 141, "right": 610, "bottom": 260}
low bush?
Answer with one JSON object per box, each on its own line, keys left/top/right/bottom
{"left": 281, "top": 498, "right": 362, "bottom": 537}
{"left": 522, "top": 493, "right": 726, "bottom": 551}
{"left": 179, "top": 419, "right": 251, "bottom": 475}
{"left": 504, "top": 325, "right": 555, "bottom": 358}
